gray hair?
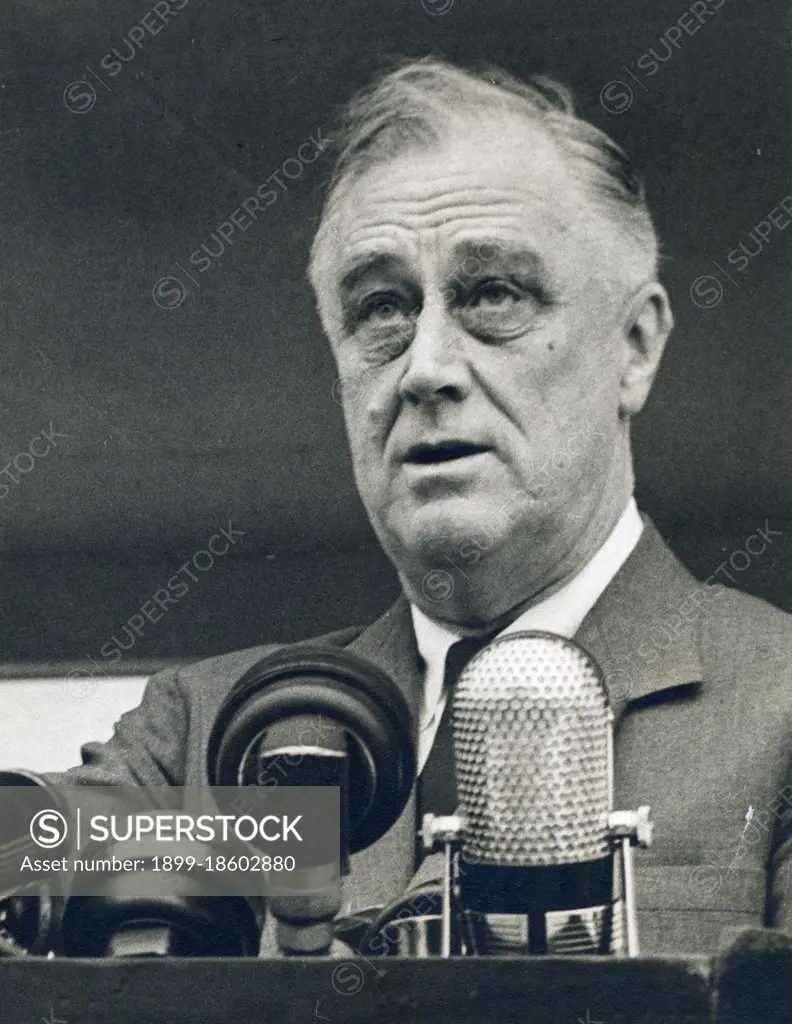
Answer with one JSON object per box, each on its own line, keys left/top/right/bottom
{"left": 309, "top": 56, "right": 659, "bottom": 308}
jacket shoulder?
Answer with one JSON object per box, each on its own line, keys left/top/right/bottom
{"left": 702, "top": 583, "right": 792, "bottom": 684}
{"left": 170, "top": 624, "right": 367, "bottom": 691}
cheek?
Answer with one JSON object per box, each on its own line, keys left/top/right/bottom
{"left": 487, "top": 336, "right": 570, "bottom": 420}
{"left": 495, "top": 338, "right": 617, "bottom": 464}
{"left": 342, "top": 421, "right": 382, "bottom": 504}
{"left": 543, "top": 301, "right": 622, "bottom": 407}
{"left": 341, "top": 359, "right": 400, "bottom": 431}
{"left": 341, "top": 387, "right": 390, "bottom": 478}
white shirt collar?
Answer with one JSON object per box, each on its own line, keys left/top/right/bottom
{"left": 410, "top": 499, "right": 644, "bottom": 769}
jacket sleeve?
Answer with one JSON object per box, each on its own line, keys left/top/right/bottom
{"left": 38, "top": 664, "right": 190, "bottom": 787}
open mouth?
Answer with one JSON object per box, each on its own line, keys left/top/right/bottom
{"left": 404, "top": 441, "right": 490, "bottom": 465}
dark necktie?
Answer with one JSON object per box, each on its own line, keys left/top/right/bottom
{"left": 418, "top": 633, "right": 495, "bottom": 818}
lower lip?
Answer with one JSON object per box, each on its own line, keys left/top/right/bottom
{"left": 402, "top": 450, "right": 491, "bottom": 478}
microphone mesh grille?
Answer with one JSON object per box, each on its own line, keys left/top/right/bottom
{"left": 453, "top": 631, "right": 612, "bottom": 866}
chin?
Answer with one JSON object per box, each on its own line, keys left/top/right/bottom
{"left": 386, "top": 497, "right": 510, "bottom": 564}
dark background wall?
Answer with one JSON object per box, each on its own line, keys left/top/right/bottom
{"left": 0, "top": 0, "right": 789, "bottom": 671}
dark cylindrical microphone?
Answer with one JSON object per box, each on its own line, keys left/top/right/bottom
{"left": 0, "top": 770, "right": 70, "bottom": 956}
{"left": 207, "top": 645, "right": 415, "bottom": 954}
{"left": 0, "top": 770, "right": 71, "bottom": 902}
{"left": 452, "top": 632, "right": 622, "bottom": 955}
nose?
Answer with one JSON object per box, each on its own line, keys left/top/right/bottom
{"left": 397, "top": 304, "right": 471, "bottom": 407}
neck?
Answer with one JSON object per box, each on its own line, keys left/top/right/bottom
{"left": 400, "top": 476, "right": 634, "bottom": 631}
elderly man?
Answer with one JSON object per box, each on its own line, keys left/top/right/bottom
{"left": 34, "top": 58, "right": 792, "bottom": 954}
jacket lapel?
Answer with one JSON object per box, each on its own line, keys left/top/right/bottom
{"left": 346, "top": 597, "right": 424, "bottom": 717}
{"left": 574, "top": 517, "right": 704, "bottom": 722}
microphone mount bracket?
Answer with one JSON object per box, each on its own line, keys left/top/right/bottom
{"left": 422, "top": 813, "right": 464, "bottom": 855}
{"left": 609, "top": 806, "right": 653, "bottom": 849}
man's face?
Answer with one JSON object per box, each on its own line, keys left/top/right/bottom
{"left": 318, "top": 114, "right": 636, "bottom": 579}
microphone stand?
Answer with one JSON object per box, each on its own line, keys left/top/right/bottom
{"left": 420, "top": 815, "right": 462, "bottom": 958}
{"left": 608, "top": 808, "right": 653, "bottom": 956}
{"left": 256, "top": 732, "right": 350, "bottom": 956}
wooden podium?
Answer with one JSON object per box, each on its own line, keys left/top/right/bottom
{"left": 0, "top": 957, "right": 713, "bottom": 1024}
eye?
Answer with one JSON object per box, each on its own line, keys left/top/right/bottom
{"left": 359, "top": 292, "right": 410, "bottom": 324}
{"left": 468, "top": 280, "right": 520, "bottom": 309}
{"left": 456, "top": 278, "right": 544, "bottom": 342}
{"left": 351, "top": 291, "right": 418, "bottom": 364}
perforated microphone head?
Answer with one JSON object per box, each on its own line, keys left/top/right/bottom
{"left": 453, "top": 631, "right": 613, "bottom": 868}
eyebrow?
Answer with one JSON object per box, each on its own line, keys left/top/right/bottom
{"left": 447, "top": 240, "right": 549, "bottom": 279}
{"left": 336, "top": 240, "right": 553, "bottom": 297}
{"left": 338, "top": 252, "right": 412, "bottom": 295}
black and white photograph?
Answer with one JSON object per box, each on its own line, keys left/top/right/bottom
{"left": 0, "top": 1, "right": 790, "bottom": 1021}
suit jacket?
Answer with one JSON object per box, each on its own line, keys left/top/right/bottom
{"left": 45, "top": 519, "right": 792, "bottom": 955}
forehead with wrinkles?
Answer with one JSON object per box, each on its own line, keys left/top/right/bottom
{"left": 311, "top": 114, "right": 616, "bottom": 327}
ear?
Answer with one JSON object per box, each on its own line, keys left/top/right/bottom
{"left": 618, "top": 282, "right": 674, "bottom": 418}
